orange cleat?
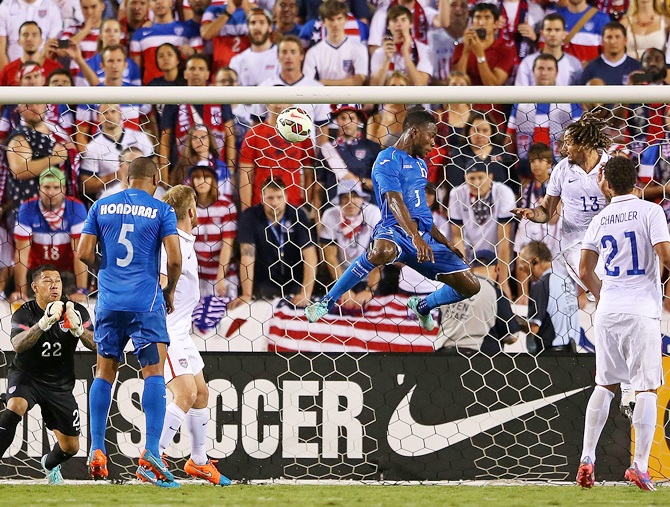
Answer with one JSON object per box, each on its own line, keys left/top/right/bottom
{"left": 184, "top": 458, "right": 231, "bottom": 486}
{"left": 88, "top": 449, "right": 108, "bottom": 480}
{"left": 576, "top": 456, "right": 595, "bottom": 489}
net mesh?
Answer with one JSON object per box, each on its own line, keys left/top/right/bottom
{"left": 0, "top": 97, "right": 667, "bottom": 481}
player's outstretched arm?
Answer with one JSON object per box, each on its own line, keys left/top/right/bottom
{"left": 579, "top": 248, "right": 602, "bottom": 302}
{"left": 386, "top": 191, "right": 434, "bottom": 263}
{"left": 511, "top": 194, "right": 560, "bottom": 224}
{"left": 77, "top": 233, "right": 98, "bottom": 267}
{"left": 162, "top": 234, "right": 182, "bottom": 314}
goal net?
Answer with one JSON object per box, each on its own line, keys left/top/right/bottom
{"left": 0, "top": 85, "right": 668, "bottom": 483}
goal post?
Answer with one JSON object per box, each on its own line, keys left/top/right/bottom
{"left": 0, "top": 85, "right": 669, "bottom": 483}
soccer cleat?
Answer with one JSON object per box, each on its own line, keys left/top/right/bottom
{"left": 305, "top": 300, "right": 328, "bottom": 323}
{"left": 139, "top": 449, "right": 174, "bottom": 482}
{"left": 407, "top": 296, "right": 435, "bottom": 331}
{"left": 184, "top": 458, "right": 231, "bottom": 486}
{"left": 41, "top": 455, "right": 65, "bottom": 486}
{"left": 87, "top": 449, "right": 108, "bottom": 480}
{"left": 576, "top": 456, "right": 595, "bottom": 488}
{"left": 136, "top": 465, "right": 180, "bottom": 488}
{"left": 625, "top": 463, "right": 656, "bottom": 491}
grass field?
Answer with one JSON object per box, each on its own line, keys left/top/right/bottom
{"left": 1, "top": 483, "right": 670, "bottom": 507}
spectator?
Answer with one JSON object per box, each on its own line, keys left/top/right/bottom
{"left": 595, "top": 0, "right": 630, "bottom": 21}
{"left": 451, "top": 3, "right": 516, "bottom": 87}
{"left": 515, "top": 13, "right": 583, "bottom": 86}
{"left": 273, "top": 0, "right": 303, "bottom": 40}
{"left": 367, "top": 0, "right": 443, "bottom": 53}
{"left": 0, "top": 0, "right": 63, "bottom": 69}
{"left": 12, "top": 167, "right": 88, "bottom": 302}
{"left": 75, "top": 18, "right": 142, "bottom": 87}
{"left": 517, "top": 240, "right": 579, "bottom": 354}
{"left": 580, "top": 21, "right": 640, "bottom": 85}
{"left": 120, "top": 0, "right": 151, "bottom": 42}
{"left": 429, "top": 0, "right": 469, "bottom": 85}
{"left": 131, "top": 0, "right": 203, "bottom": 84}
{"left": 513, "top": 143, "right": 562, "bottom": 303}
{"left": 228, "top": 179, "right": 318, "bottom": 309}
{"left": 98, "top": 145, "right": 142, "bottom": 199}
{"left": 229, "top": 8, "right": 279, "bottom": 86}
{"left": 302, "top": 0, "right": 368, "bottom": 86}
{"left": 183, "top": 0, "right": 211, "bottom": 28}
{"left": 159, "top": 54, "right": 235, "bottom": 181}
{"left": 189, "top": 165, "right": 237, "bottom": 298}
{"left": 437, "top": 249, "right": 519, "bottom": 355}
{"left": 320, "top": 104, "right": 380, "bottom": 204}
{"left": 75, "top": 45, "right": 156, "bottom": 151}
{"left": 298, "top": 0, "right": 370, "bottom": 49}
{"left": 370, "top": 5, "right": 433, "bottom": 86}
{"left": 46, "top": 68, "right": 73, "bottom": 87}
{"left": 508, "top": 54, "right": 582, "bottom": 166}
{"left": 61, "top": 0, "right": 109, "bottom": 73}
{"left": 148, "top": 42, "right": 186, "bottom": 128}
{"left": 200, "top": 0, "right": 251, "bottom": 72}
{"left": 45, "top": 68, "right": 77, "bottom": 144}
{"left": 257, "top": 35, "right": 331, "bottom": 145}
{"left": 80, "top": 103, "right": 154, "bottom": 201}
{"left": 239, "top": 101, "right": 316, "bottom": 210}
{"left": 496, "top": 0, "right": 545, "bottom": 62}
{"left": 622, "top": 0, "right": 668, "bottom": 60}
{"left": 5, "top": 103, "right": 71, "bottom": 205}
{"left": 447, "top": 110, "right": 518, "bottom": 192}
{"left": 320, "top": 180, "right": 382, "bottom": 308}
{"left": 435, "top": 71, "right": 471, "bottom": 163}
{"left": 214, "top": 67, "right": 251, "bottom": 159}
{"left": 449, "top": 165, "right": 516, "bottom": 296}
{"left": 556, "top": 0, "right": 611, "bottom": 66}
{"left": 299, "top": 0, "right": 370, "bottom": 24}
{"left": 366, "top": 71, "right": 410, "bottom": 148}
{"left": 0, "top": 22, "right": 62, "bottom": 87}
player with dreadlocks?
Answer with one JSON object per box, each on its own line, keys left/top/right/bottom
{"left": 512, "top": 112, "right": 612, "bottom": 292}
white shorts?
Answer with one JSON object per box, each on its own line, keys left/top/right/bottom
{"left": 562, "top": 243, "right": 604, "bottom": 292}
{"left": 594, "top": 312, "right": 663, "bottom": 391}
{"left": 164, "top": 332, "right": 205, "bottom": 383}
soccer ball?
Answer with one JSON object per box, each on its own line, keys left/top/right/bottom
{"left": 276, "top": 107, "right": 313, "bottom": 143}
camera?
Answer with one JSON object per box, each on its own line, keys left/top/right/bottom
{"left": 630, "top": 72, "right": 653, "bottom": 84}
{"left": 475, "top": 28, "right": 487, "bottom": 40}
{"left": 58, "top": 39, "right": 70, "bottom": 49}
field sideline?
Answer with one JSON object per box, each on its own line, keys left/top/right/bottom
{"left": 0, "top": 482, "right": 669, "bottom": 506}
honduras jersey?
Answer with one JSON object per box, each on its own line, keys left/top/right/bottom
{"left": 372, "top": 146, "right": 433, "bottom": 233}
{"left": 82, "top": 189, "right": 178, "bottom": 312}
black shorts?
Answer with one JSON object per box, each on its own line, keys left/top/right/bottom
{"left": 6, "top": 369, "right": 81, "bottom": 437}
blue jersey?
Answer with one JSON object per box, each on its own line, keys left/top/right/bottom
{"left": 372, "top": 147, "right": 433, "bottom": 233}
{"left": 82, "top": 189, "right": 178, "bottom": 312}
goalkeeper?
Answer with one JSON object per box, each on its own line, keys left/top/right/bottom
{"left": 0, "top": 265, "right": 95, "bottom": 485}
{"left": 306, "top": 107, "right": 481, "bottom": 330}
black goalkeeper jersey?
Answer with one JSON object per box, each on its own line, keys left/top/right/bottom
{"left": 10, "top": 299, "right": 93, "bottom": 387}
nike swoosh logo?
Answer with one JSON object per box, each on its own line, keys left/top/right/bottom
{"left": 568, "top": 179, "right": 578, "bottom": 183}
{"left": 193, "top": 469, "right": 212, "bottom": 478}
{"left": 387, "top": 385, "right": 588, "bottom": 456}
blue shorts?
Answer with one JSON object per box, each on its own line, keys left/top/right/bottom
{"left": 373, "top": 223, "right": 470, "bottom": 280}
{"left": 94, "top": 307, "right": 169, "bottom": 363}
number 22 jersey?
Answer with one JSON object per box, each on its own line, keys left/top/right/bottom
{"left": 82, "top": 189, "right": 178, "bottom": 312}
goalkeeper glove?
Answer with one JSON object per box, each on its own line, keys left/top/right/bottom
{"left": 64, "top": 302, "right": 84, "bottom": 338}
{"left": 38, "top": 301, "right": 64, "bottom": 331}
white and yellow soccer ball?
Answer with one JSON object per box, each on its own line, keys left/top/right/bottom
{"left": 276, "top": 107, "right": 313, "bottom": 143}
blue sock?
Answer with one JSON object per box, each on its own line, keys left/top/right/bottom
{"left": 417, "top": 285, "right": 466, "bottom": 315}
{"left": 323, "top": 254, "right": 376, "bottom": 310}
{"left": 142, "top": 375, "right": 167, "bottom": 456}
{"left": 89, "top": 378, "right": 112, "bottom": 455}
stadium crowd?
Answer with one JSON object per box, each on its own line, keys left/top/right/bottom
{"left": 0, "top": 0, "right": 668, "bottom": 354}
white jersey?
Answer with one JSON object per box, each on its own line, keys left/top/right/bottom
{"left": 0, "top": 0, "right": 63, "bottom": 61}
{"left": 515, "top": 51, "right": 583, "bottom": 86}
{"left": 229, "top": 45, "right": 280, "bottom": 86}
{"left": 367, "top": 2, "right": 437, "bottom": 47}
{"left": 161, "top": 229, "right": 201, "bottom": 337}
{"left": 582, "top": 195, "right": 670, "bottom": 319}
{"left": 303, "top": 37, "right": 369, "bottom": 82}
{"left": 370, "top": 40, "right": 434, "bottom": 80}
{"left": 319, "top": 203, "right": 381, "bottom": 265}
{"left": 449, "top": 182, "right": 516, "bottom": 260}
{"left": 545, "top": 151, "right": 610, "bottom": 248}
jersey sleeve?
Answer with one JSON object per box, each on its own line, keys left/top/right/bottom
{"left": 160, "top": 244, "right": 167, "bottom": 276}
{"left": 319, "top": 207, "right": 338, "bottom": 243}
{"left": 302, "top": 47, "right": 318, "bottom": 80}
{"left": 353, "top": 43, "right": 369, "bottom": 77}
{"left": 581, "top": 216, "right": 599, "bottom": 252}
{"left": 10, "top": 304, "right": 33, "bottom": 338}
{"left": 159, "top": 205, "right": 178, "bottom": 239}
{"left": 496, "top": 185, "right": 516, "bottom": 221}
{"left": 80, "top": 142, "right": 100, "bottom": 175}
{"left": 14, "top": 203, "right": 32, "bottom": 240}
{"left": 372, "top": 151, "right": 402, "bottom": 196}
{"left": 649, "top": 203, "right": 670, "bottom": 246}
{"left": 545, "top": 162, "right": 563, "bottom": 197}
{"left": 71, "top": 200, "right": 88, "bottom": 236}
{"left": 160, "top": 104, "right": 178, "bottom": 131}
{"left": 448, "top": 187, "right": 464, "bottom": 225}
{"left": 528, "top": 278, "right": 548, "bottom": 328}
{"left": 237, "top": 208, "right": 256, "bottom": 245}
{"left": 82, "top": 201, "right": 100, "bottom": 237}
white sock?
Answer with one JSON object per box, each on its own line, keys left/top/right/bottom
{"left": 632, "top": 392, "right": 658, "bottom": 473}
{"left": 186, "top": 407, "right": 209, "bottom": 465}
{"left": 581, "top": 386, "right": 614, "bottom": 463}
{"left": 159, "top": 403, "right": 187, "bottom": 456}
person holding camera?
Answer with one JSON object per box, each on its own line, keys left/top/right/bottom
{"left": 450, "top": 3, "right": 516, "bottom": 87}
{"left": 369, "top": 5, "right": 433, "bottom": 86}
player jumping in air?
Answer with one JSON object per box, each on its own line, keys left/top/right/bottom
{"left": 0, "top": 266, "right": 95, "bottom": 485}
{"left": 305, "top": 107, "right": 480, "bottom": 329}
{"left": 577, "top": 157, "right": 670, "bottom": 491}
{"left": 77, "top": 157, "right": 182, "bottom": 487}
{"left": 151, "top": 185, "right": 231, "bottom": 486}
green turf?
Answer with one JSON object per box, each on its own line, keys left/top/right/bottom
{"left": 1, "top": 484, "right": 669, "bottom": 507}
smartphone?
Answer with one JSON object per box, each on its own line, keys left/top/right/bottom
{"left": 58, "top": 39, "right": 70, "bottom": 49}
{"left": 631, "top": 72, "right": 653, "bottom": 85}
{"left": 475, "top": 28, "right": 487, "bottom": 40}
{"left": 385, "top": 28, "right": 393, "bottom": 41}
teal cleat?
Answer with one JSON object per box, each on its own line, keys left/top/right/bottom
{"left": 407, "top": 296, "right": 435, "bottom": 331}
{"left": 41, "top": 455, "right": 65, "bottom": 486}
{"left": 136, "top": 466, "right": 181, "bottom": 488}
{"left": 305, "top": 300, "right": 329, "bottom": 323}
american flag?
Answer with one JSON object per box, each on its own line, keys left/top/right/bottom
{"left": 268, "top": 294, "right": 439, "bottom": 353}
